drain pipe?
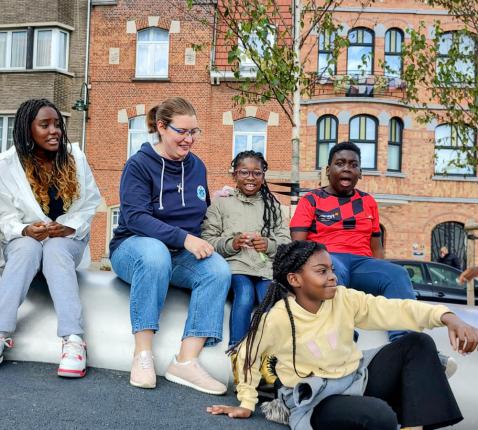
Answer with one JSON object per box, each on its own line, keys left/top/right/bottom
{"left": 81, "top": 0, "right": 92, "bottom": 152}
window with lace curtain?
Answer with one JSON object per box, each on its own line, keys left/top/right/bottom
{"left": 0, "top": 30, "right": 27, "bottom": 69}
{"left": 33, "top": 28, "right": 69, "bottom": 70}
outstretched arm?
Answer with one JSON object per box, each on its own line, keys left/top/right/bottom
{"left": 458, "top": 266, "right": 478, "bottom": 284}
{"left": 441, "top": 312, "right": 478, "bottom": 354}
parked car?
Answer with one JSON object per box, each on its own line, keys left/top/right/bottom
{"left": 388, "top": 259, "right": 478, "bottom": 305}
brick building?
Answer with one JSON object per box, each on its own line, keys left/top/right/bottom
{"left": 86, "top": 0, "right": 477, "bottom": 269}
{"left": 0, "top": 0, "right": 90, "bottom": 149}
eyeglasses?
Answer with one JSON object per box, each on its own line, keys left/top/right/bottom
{"left": 168, "top": 124, "right": 202, "bottom": 139}
{"left": 235, "top": 169, "right": 265, "bottom": 179}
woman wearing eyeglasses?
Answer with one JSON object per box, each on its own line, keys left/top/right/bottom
{"left": 109, "top": 97, "right": 231, "bottom": 394}
{"left": 201, "top": 150, "right": 290, "bottom": 350}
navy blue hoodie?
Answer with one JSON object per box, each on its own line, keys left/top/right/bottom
{"left": 109, "top": 142, "right": 210, "bottom": 255}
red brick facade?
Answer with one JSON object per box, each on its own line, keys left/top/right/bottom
{"left": 86, "top": 0, "right": 478, "bottom": 267}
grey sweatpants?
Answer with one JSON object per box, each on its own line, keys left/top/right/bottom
{"left": 0, "top": 236, "right": 87, "bottom": 337}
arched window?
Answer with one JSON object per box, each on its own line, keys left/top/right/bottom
{"left": 388, "top": 117, "right": 403, "bottom": 172}
{"left": 233, "top": 117, "right": 267, "bottom": 157}
{"left": 434, "top": 124, "right": 475, "bottom": 175}
{"left": 318, "top": 31, "right": 336, "bottom": 77}
{"left": 128, "top": 115, "right": 157, "bottom": 158}
{"left": 384, "top": 28, "right": 403, "bottom": 78}
{"left": 437, "top": 31, "right": 476, "bottom": 83}
{"left": 347, "top": 28, "right": 374, "bottom": 76}
{"left": 136, "top": 28, "right": 169, "bottom": 78}
{"left": 349, "top": 115, "right": 377, "bottom": 169}
{"left": 316, "top": 115, "right": 337, "bottom": 168}
{"left": 431, "top": 221, "right": 466, "bottom": 269}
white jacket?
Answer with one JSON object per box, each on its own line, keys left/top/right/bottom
{"left": 0, "top": 144, "right": 101, "bottom": 260}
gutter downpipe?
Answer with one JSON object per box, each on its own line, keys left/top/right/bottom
{"left": 81, "top": 0, "right": 92, "bottom": 152}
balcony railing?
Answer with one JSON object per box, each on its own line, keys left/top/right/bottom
{"left": 309, "top": 72, "right": 407, "bottom": 99}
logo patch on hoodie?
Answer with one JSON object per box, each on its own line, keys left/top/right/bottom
{"left": 197, "top": 185, "right": 206, "bottom": 201}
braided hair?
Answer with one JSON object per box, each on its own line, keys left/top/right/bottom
{"left": 235, "top": 240, "right": 328, "bottom": 382}
{"left": 231, "top": 150, "right": 282, "bottom": 237}
{"left": 13, "top": 99, "right": 79, "bottom": 213}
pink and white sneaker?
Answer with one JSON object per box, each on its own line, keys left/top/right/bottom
{"left": 57, "top": 334, "right": 87, "bottom": 378}
{"left": 0, "top": 336, "right": 13, "bottom": 364}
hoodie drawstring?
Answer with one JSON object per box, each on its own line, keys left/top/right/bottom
{"left": 159, "top": 158, "right": 165, "bottom": 210}
{"left": 181, "top": 161, "right": 185, "bottom": 207}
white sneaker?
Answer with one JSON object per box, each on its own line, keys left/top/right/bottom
{"left": 58, "top": 334, "right": 87, "bottom": 378}
{"left": 0, "top": 336, "right": 13, "bottom": 364}
{"left": 438, "top": 352, "right": 458, "bottom": 379}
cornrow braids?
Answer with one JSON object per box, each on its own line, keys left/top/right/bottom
{"left": 231, "top": 150, "right": 282, "bottom": 237}
{"left": 13, "top": 99, "right": 79, "bottom": 212}
{"left": 234, "top": 240, "right": 328, "bottom": 382}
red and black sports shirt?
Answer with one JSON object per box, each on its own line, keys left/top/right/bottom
{"left": 289, "top": 188, "right": 381, "bottom": 257}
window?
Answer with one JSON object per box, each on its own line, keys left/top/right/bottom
{"left": 233, "top": 117, "right": 267, "bottom": 157}
{"left": 437, "top": 32, "right": 476, "bottom": 83}
{"left": 316, "top": 115, "right": 337, "bottom": 168}
{"left": 402, "top": 264, "right": 426, "bottom": 284}
{"left": 428, "top": 264, "right": 462, "bottom": 288}
{"left": 0, "top": 30, "right": 27, "bottom": 69}
{"left": 349, "top": 115, "right": 377, "bottom": 169}
{"left": 434, "top": 124, "right": 475, "bottom": 175}
{"left": 34, "top": 29, "right": 69, "bottom": 70}
{"left": 384, "top": 29, "right": 403, "bottom": 78}
{"left": 128, "top": 115, "right": 157, "bottom": 158}
{"left": 239, "top": 25, "right": 275, "bottom": 70}
{"left": 347, "top": 28, "right": 374, "bottom": 76}
{"left": 318, "top": 31, "right": 336, "bottom": 77}
{"left": 0, "top": 115, "right": 14, "bottom": 152}
{"left": 110, "top": 207, "right": 120, "bottom": 240}
{"left": 136, "top": 28, "right": 169, "bottom": 78}
{"left": 388, "top": 117, "right": 403, "bottom": 171}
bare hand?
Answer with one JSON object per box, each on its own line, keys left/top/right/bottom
{"left": 232, "top": 233, "right": 253, "bottom": 251}
{"left": 184, "top": 234, "right": 214, "bottom": 259}
{"left": 206, "top": 405, "right": 252, "bottom": 419}
{"left": 441, "top": 312, "right": 478, "bottom": 354}
{"left": 23, "top": 221, "right": 48, "bottom": 241}
{"left": 458, "top": 267, "right": 478, "bottom": 284}
{"left": 46, "top": 222, "right": 76, "bottom": 238}
{"left": 251, "top": 234, "right": 268, "bottom": 253}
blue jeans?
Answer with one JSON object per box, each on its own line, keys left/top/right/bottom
{"left": 330, "top": 252, "right": 416, "bottom": 342}
{"left": 110, "top": 236, "right": 231, "bottom": 346}
{"left": 229, "top": 274, "right": 271, "bottom": 346}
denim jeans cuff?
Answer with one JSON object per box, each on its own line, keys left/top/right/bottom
{"left": 132, "top": 324, "right": 159, "bottom": 334}
{"left": 183, "top": 331, "right": 222, "bottom": 347}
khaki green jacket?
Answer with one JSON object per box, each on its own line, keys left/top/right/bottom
{"left": 201, "top": 189, "right": 290, "bottom": 279}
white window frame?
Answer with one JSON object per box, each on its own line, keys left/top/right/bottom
{"left": 0, "top": 30, "right": 27, "bottom": 70}
{"left": 127, "top": 115, "right": 157, "bottom": 158}
{"left": 33, "top": 28, "right": 69, "bottom": 71}
{"left": 110, "top": 207, "right": 120, "bottom": 242}
{"left": 239, "top": 25, "right": 276, "bottom": 71}
{"left": 0, "top": 115, "right": 15, "bottom": 153}
{"left": 232, "top": 117, "right": 267, "bottom": 158}
{"left": 135, "top": 28, "right": 169, "bottom": 78}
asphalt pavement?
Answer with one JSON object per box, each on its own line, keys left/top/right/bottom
{"left": 0, "top": 360, "right": 283, "bottom": 430}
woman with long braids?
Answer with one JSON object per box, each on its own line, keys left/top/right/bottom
{"left": 0, "top": 99, "right": 100, "bottom": 377}
{"left": 202, "top": 150, "right": 290, "bottom": 348}
{"left": 208, "top": 241, "right": 478, "bottom": 430}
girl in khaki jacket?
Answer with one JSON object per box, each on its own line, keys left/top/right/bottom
{"left": 202, "top": 151, "right": 290, "bottom": 347}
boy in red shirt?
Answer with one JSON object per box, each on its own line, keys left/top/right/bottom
{"left": 290, "top": 142, "right": 416, "bottom": 342}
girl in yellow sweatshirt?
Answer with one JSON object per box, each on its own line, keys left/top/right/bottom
{"left": 207, "top": 241, "right": 478, "bottom": 430}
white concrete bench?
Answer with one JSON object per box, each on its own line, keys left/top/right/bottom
{"left": 6, "top": 268, "right": 478, "bottom": 428}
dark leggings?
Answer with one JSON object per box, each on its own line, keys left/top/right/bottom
{"left": 310, "top": 332, "right": 463, "bottom": 430}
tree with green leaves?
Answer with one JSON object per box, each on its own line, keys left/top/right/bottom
{"left": 400, "top": 0, "right": 478, "bottom": 171}
{"left": 186, "top": 0, "right": 369, "bottom": 203}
